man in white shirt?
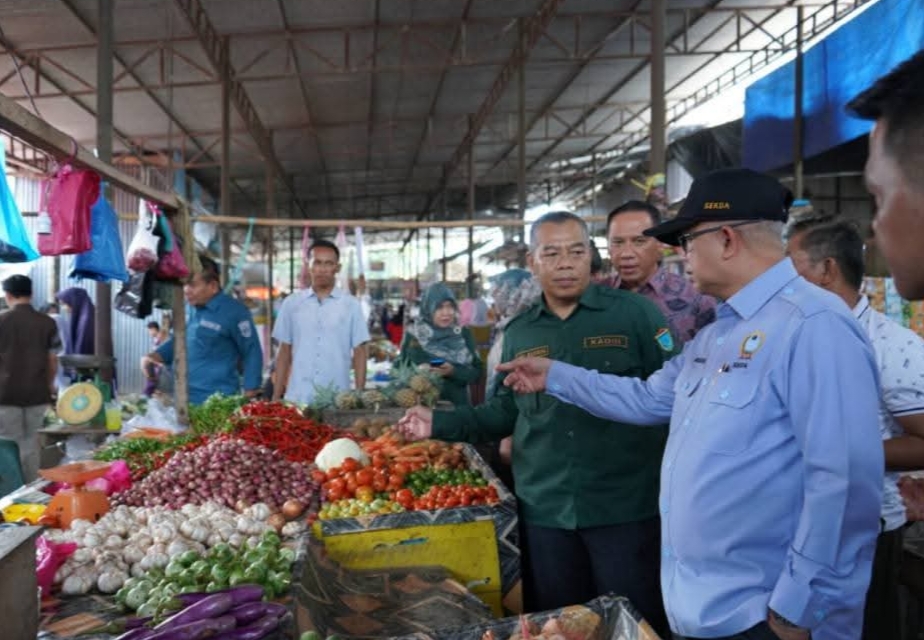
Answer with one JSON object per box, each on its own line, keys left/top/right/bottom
{"left": 272, "top": 240, "right": 370, "bottom": 404}
{"left": 786, "top": 216, "right": 924, "bottom": 640}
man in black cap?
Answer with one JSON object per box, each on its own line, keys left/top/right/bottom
{"left": 496, "top": 169, "right": 884, "bottom": 640}
{"left": 0, "top": 275, "right": 62, "bottom": 481}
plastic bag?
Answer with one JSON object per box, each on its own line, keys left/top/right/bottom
{"left": 70, "top": 190, "right": 130, "bottom": 283}
{"left": 37, "top": 165, "right": 100, "bottom": 256}
{"left": 126, "top": 200, "right": 159, "bottom": 272}
{"left": 85, "top": 460, "right": 132, "bottom": 495}
{"left": 114, "top": 270, "right": 154, "bottom": 318}
{"left": 153, "top": 211, "right": 190, "bottom": 280}
{"left": 123, "top": 397, "right": 185, "bottom": 433}
{"left": 36, "top": 535, "right": 77, "bottom": 597}
{"left": 0, "top": 144, "right": 39, "bottom": 262}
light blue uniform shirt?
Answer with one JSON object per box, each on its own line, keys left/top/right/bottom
{"left": 545, "top": 259, "right": 883, "bottom": 640}
{"left": 156, "top": 292, "right": 263, "bottom": 405}
{"left": 272, "top": 287, "right": 370, "bottom": 404}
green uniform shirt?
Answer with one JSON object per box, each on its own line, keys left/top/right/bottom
{"left": 433, "top": 284, "right": 675, "bottom": 529}
{"left": 397, "top": 328, "right": 483, "bottom": 406}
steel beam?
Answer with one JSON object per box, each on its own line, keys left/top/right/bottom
{"left": 173, "top": 0, "right": 306, "bottom": 217}
{"left": 403, "top": 0, "right": 563, "bottom": 248}
{"left": 517, "top": 18, "right": 527, "bottom": 218}
{"left": 793, "top": 6, "right": 805, "bottom": 199}
{"left": 95, "top": 0, "right": 114, "bottom": 381}
{"left": 649, "top": 0, "right": 667, "bottom": 175}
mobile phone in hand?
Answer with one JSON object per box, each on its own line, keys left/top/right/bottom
{"left": 430, "top": 358, "right": 446, "bottom": 367}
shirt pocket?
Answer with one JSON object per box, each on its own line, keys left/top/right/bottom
{"left": 701, "top": 374, "right": 759, "bottom": 455}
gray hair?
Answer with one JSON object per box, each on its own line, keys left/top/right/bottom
{"left": 529, "top": 211, "right": 590, "bottom": 249}
{"left": 787, "top": 218, "right": 866, "bottom": 290}
{"left": 739, "top": 220, "right": 785, "bottom": 251}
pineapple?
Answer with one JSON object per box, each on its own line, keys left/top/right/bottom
{"left": 420, "top": 388, "right": 441, "bottom": 408}
{"left": 309, "top": 382, "right": 339, "bottom": 413}
{"left": 409, "top": 373, "right": 437, "bottom": 395}
{"left": 361, "top": 389, "right": 389, "bottom": 409}
{"left": 393, "top": 388, "right": 420, "bottom": 408}
{"left": 334, "top": 391, "right": 362, "bottom": 410}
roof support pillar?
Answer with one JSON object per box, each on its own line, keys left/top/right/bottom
{"left": 517, "top": 18, "right": 527, "bottom": 218}
{"left": 220, "top": 37, "right": 231, "bottom": 217}
{"left": 793, "top": 6, "right": 805, "bottom": 199}
{"left": 467, "top": 114, "right": 476, "bottom": 299}
{"left": 265, "top": 156, "right": 275, "bottom": 361}
{"left": 441, "top": 194, "right": 448, "bottom": 282}
{"left": 95, "top": 0, "right": 114, "bottom": 384}
{"left": 649, "top": 0, "right": 667, "bottom": 176}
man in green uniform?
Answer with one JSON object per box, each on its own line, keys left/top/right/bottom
{"left": 398, "top": 211, "right": 674, "bottom": 631}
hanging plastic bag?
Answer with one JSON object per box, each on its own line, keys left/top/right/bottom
{"left": 153, "top": 210, "right": 190, "bottom": 281}
{"left": 0, "top": 144, "right": 39, "bottom": 262}
{"left": 36, "top": 535, "right": 77, "bottom": 597}
{"left": 37, "top": 163, "right": 99, "bottom": 256}
{"left": 114, "top": 270, "right": 154, "bottom": 318}
{"left": 70, "top": 189, "right": 130, "bottom": 283}
{"left": 126, "top": 200, "right": 159, "bottom": 272}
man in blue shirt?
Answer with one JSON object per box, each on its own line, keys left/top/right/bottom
{"left": 144, "top": 266, "right": 263, "bottom": 405}
{"left": 485, "top": 170, "right": 884, "bottom": 640}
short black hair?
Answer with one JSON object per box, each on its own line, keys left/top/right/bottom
{"left": 590, "top": 243, "right": 604, "bottom": 275}
{"left": 792, "top": 219, "right": 865, "bottom": 291}
{"left": 606, "top": 200, "right": 662, "bottom": 234}
{"left": 847, "top": 50, "right": 924, "bottom": 178}
{"left": 147, "top": 321, "right": 160, "bottom": 330}
{"left": 529, "top": 211, "right": 589, "bottom": 248}
{"left": 2, "top": 275, "right": 32, "bottom": 298}
{"left": 308, "top": 239, "right": 340, "bottom": 262}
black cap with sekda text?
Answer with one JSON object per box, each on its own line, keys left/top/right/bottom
{"left": 644, "top": 168, "right": 794, "bottom": 246}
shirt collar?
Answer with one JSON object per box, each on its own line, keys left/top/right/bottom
{"left": 610, "top": 266, "right": 666, "bottom": 295}
{"left": 723, "top": 258, "right": 798, "bottom": 320}
{"left": 852, "top": 295, "right": 871, "bottom": 320}
{"left": 528, "top": 283, "right": 606, "bottom": 320}
{"left": 307, "top": 286, "right": 342, "bottom": 300}
{"left": 199, "top": 292, "right": 223, "bottom": 312}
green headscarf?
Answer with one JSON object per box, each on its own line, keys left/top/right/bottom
{"left": 408, "top": 283, "right": 473, "bottom": 365}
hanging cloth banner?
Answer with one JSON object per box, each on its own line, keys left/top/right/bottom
{"left": 354, "top": 226, "right": 366, "bottom": 277}
{"left": 335, "top": 224, "right": 349, "bottom": 292}
{"left": 298, "top": 224, "right": 311, "bottom": 289}
{"left": 225, "top": 217, "right": 255, "bottom": 294}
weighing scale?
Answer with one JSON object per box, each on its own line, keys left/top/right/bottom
{"left": 57, "top": 355, "right": 115, "bottom": 428}
{"left": 39, "top": 461, "right": 111, "bottom": 528}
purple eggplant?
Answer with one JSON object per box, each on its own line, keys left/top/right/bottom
{"left": 153, "top": 592, "right": 234, "bottom": 632}
{"left": 145, "top": 615, "right": 236, "bottom": 640}
{"left": 175, "top": 584, "right": 265, "bottom": 608}
{"left": 124, "top": 616, "right": 154, "bottom": 630}
{"left": 113, "top": 628, "right": 156, "bottom": 640}
{"left": 210, "top": 613, "right": 280, "bottom": 640}
{"left": 228, "top": 601, "right": 287, "bottom": 626}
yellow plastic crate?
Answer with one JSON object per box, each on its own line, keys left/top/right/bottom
{"left": 321, "top": 519, "right": 504, "bottom": 616}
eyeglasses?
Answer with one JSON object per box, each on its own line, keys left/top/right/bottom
{"left": 678, "top": 220, "right": 762, "bottom": 252}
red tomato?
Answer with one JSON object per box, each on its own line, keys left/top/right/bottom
{"left": 395, "top": 489, "right": 414, "bottom": 507}
{"left": 372, "top": 453, "right": 388, "bottom": 470}
{"left": 328, "top": 478, "right": 346, "bottom": 493}
{"left": 372, "top": 475, "right": 388, "bottom": 492}
{"left": 355, "top": 469, "right": 375, "bottom": 487}
{"left": 327, "top": 486, "right": 345, "bottom": 501}
{"left": 326, "top": 467, "right": 343, "bottom": 480}
{"left": 388, "top": 473, "right": 405, "bottom": 490}
{"left": 345, "top": 478, "right": 358, "bottom": 496}
{"left": 310, "top": 470, "right": 327, "bottom": 484}
{"left": 342, "top": 457, "right": 360, "bottom": 472}
{"left": 392, "top": 463, "right": 410, "bottom": 476}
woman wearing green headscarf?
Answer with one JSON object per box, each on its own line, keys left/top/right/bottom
{"left": 397, "top": 283, "right": 482, "bottom": 406}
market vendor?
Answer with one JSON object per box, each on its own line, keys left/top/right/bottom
{"left": 396, "top": 282, "right": 482, "bottom": 406}
{"left": 142, "top": 263, "right": 263, "bottom": 405}
{"left": 494, "top": 170, "right": 884, "bottom": 640}
{"left": 398, "top": 211, "right": 674, "bottom": 635}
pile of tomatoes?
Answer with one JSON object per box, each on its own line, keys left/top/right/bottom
{"left": 312, "top": 455, "right": 500, "bottom": 514}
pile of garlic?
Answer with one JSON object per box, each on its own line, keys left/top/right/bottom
{"left": 43, "top": 501, "right": 304, "bottom": 596}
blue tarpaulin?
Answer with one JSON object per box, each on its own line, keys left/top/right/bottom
{"left": 743, "top": 0, "right": 924, "bottom": 172}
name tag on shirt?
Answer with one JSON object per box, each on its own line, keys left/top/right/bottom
{"left": 516, "top": 345, "right": 550, "bottom": 359}
{"left": 583, "top": 335, "right": 628, "bottom": 349}
{"left": 199, "top": 320, "right": 222, "bottom": 332}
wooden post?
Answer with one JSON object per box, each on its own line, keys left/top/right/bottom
{"left": 95, "top": 0, "right": 114, "bottom": 384}
{"left": 171, "top": 202, "right": 194, "bottom": 426}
